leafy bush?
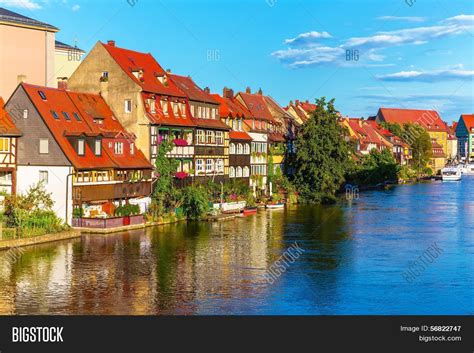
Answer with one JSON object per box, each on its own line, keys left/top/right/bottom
{"left": 181, "top": 186, "right": 210, "bottom": 220}
{"left": 115, "top": 203, "right": 141, "bottom": 217}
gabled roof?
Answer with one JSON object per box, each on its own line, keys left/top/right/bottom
{"left": 0, "top": 97, "right": 22, "bottom": 137}
{"left": 101, "top": 42, "right": 186, "bottom": 97}
{"left": 55, "top": 40, "right": 85, "bottom": 53}
{"left": 211, "top": 94, "right": 252, "bottom": 119}
{"left": 229, "top": 131, "right": 252, "bottom": 141}
{"left": 378, "top": 108, "right": 448, "bottom": 133}
{"left": 168, "top": 74, "right": 218, "bottom": 104}
{"left": 237, "top": 92, "right": 273, "bottom": 121}
{"left": 299, "top": 102, "right": 318, "bottom": 114}
{"left": 142, "top": 93, "right": 195, "bottom": 127}
{"left": 21, "top": 83, "right": 151, "bottom": 170}
{"left": 0, "top": 7, "right": 58, "bottom": 32}
{"left": 347, "top": 118, "right": 388, "bottom": 147}
{"left": 459, "top": 114, "right": 474, "bottom": 132}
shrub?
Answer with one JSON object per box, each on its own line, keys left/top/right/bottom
{"left": 181, "top": 186, "right": 210, "bottom": 220}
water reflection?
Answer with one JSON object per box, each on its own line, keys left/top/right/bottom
{"left": 0, "top": 179, "right": 472, "bottom": 315}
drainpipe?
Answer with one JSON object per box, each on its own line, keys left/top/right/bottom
{"left": 65, "top": 172, "right": 74, "bottom": 226}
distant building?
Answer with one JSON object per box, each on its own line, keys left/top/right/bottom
{"left": 55, "top": 40, "right": 85, "bottom": 88}
{"left": 375, "top": 108, "right": 448, "bottom": 173}
{"left": 0, "top": 7, "right": 58, "bottom": 99}
{"left": 455, "top": 114, "right": 474, "bottom": 163}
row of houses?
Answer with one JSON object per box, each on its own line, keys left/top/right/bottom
{"left": 0, "top": 7, "right": 470, "bottom": 229}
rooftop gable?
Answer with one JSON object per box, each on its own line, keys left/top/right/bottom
{"left": 168, "top": 74, "right": 218, "bottom": 105}
{"left": 0, "top": 7, "right": 58, "bottom": 32}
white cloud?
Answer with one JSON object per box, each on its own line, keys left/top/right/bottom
{"left": 0, "top": 0, "right": 41, "bottom": 9}
{"left": 377, "top": 69, "right": 474, "bottom": 82}
{"left": 272, "top": 14, "right": 474, "bottom": 68}
{"left": 284, "top": 31, "right": 332, "bottom": 46}
{"left": 377, "top": 16, "right": 425, "bottom": 23}
{"left": 72, "top": 4, "right": 80, "bottom": 11}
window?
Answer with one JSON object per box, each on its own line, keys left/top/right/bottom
{"left": 51, "top": 110, "right": 59, "bottom": 120}
{"left": 229, "top": 167, "right": 235, "bottom": 178}
{"left": 0, "top": 138, "right": 9, "bottom": 152}
{"left": 130, "top": 143, "right": 135, "bottom": 155}
{"left": 38, "top": 91, "right": 46, "bottom": 100}
{"left": 238, "top": 119, "right": 242, "bottom": 131}
{"left": 206, "top": 130, "right": 214, "bottom": 144}
{"left": 206, "top": 107, "right": 210, "bottom": 119}
{"left": 149, "top": 99, "right": 156, "bottom": 113}
{"left": 206, "top": 159, "right": 213, "bottom": 173}
{"left": 237, "top": 143, "right": 243, "bottom": 154}
{"left": 62, "top": 112, "right": 71, "bottom": 121}
{"left": 114, "top": 142, "right": 124, "bottom": 155}
{"left": 94, "top": 139, "right": 101, "bottom": 156}
{"left": 244, "top": 144, "right": 250, "bottom": 154}
{"left": 39, "top": 171, "right": 48, "bottom": 184}
{"left": 190, "top": 105, "right": 195, "bottom": 117}
{"left": 215, "top": 131, "right": 224, "bottom": 145}
{"left": 78, "top": 139, "right": 85, "bottom": 156}
{"left": 39, "top": 139, "right": 49, "bottom": 154}
{"left": 243, "top": 166, "right": 250, "bottom": 177}
{"left": 73, "top": 112, "right": 81, "bottom": 121}
{"left": 196, "top": 159, "right": 204, "bottom": 172}
{"left": 173, "top": 103, "right": 178, "bottom": 115}
{"left": 211, "top": 108, "right": 216, "bottom": 119}
{"left": 236, "top": 166, "right": 243, "bottom": 177}
{"left": 101, "top": 71, "right": 109, "bottom": 80}
{"left": 23, "top": 109, "right": 28, "bottom": 119}
{"left": 180, "top": 103, "right": 186, "bottom": 117}
{"left": 198, "top": 106, "right": 202, "bottom": 118}
{"left": 125, "top": 99, "right": 132, "bottom": 113}
{"left": 216, "top": 159, "right": 224, "bottom": 173}
{"left": 196, "top": 130, "right": 205, "bottom": 144}
{"left": 162, "top": 100, "right": 169, "bottom": 115}
{"left": 230, "top": 143, "right": 236, "bottom": 154}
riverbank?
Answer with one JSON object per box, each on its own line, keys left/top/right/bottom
{"left": 0, "top": 229, "right": 81, "bottom": 250}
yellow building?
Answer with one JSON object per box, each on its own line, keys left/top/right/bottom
{"left": 54, "top": 41, "right": 85, "bottom": 87}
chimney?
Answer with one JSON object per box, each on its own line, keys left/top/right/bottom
{"left": 107, "top": 40, "right": 116, "bottom": 47}
{"left": 296, "top": 99, "right": 300, "bottom": 105}
{"left": 305, "top": 100, "right": 309, "bottom": 104}
{"left": 258, "top": 88, "right": 263, "bottom": 95}
{"left": 204, "top": 87, "right": 210, "bottom": 94}
{"left": 246, "top": 87, "right": 251, "bottom": 94}
{"left": 223, "top": 87, "right": 234, "bottom": 99}
{"left": 289, "top": 100, "right": 293, "bottom": 106}
{"left": 57, "top": 79, "right": 68, "bottom": 90}
{"left": 17, "top": 74, "right": 27, "bottom": 84}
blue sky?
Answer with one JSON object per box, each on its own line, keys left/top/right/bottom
{"left": 2, "top": 0, "right": 473, "bottom": 122}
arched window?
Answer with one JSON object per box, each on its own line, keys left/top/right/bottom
{"left": 230, "top": 143, "right": 236, "bottom": 154}
{"left": 243, "top": 166, "right": 250, "bottom": 177}
{"left": 229, "top": 167, "right": 235, "bottom": 178}
{"left": 243, "top": 144, "right": 250, "bottom": 154}
{"left": 236, "top": 166, "right": 243, "bottom": 177}
{"left": 237, "top": 143, "right": 243, "bottom": 154}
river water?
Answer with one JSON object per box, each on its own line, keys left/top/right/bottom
{"left": 0, "top": 179, "right": 472, "bottom": 315}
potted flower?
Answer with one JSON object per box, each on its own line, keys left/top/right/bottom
{"left": 173, "top": 138, "right": 188, "bottom": 147}
{"left": 175, "top": 171, "right": 189, "bottom": 180}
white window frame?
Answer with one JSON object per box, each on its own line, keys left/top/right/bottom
{"left": 216, "top": 159, "right": 224, "bottom": 173}
{"left": 196, "top": 159, "right": 204, "bottom": 173}
{"left": 130, "top": 142, "right": 135, "bottom": 155}
{"left": 196, "top": 130, "right": 205, "bottom": 145}
{"left": 114, "top": 142, "right": 124, "bottom": 155}
{"left": 23, "top": 109, "right": 28, "bottom": 119}
{"left": 244, "top": 144, "right": 250, "bottom": 154}
{"left": 206, "top": 159, "right": 213, "bottom": 173}
{"left": 243, "top": 166, "right": 250, "bottom": 177}
{"left": 230, "top": 143, "right": 236, "bottom": 154}
{"left": 229, "top": 167, "right": 235, "bottom": 178}
{"left": 39, "top": 139, "right": 49, "bottom": 154}
{"left": 215, "top": 131, "right": 223, "bottom": 145}
{"left": 237, "top": 143, "right": 243, "bottom": 154}
{"left": 206, "top": 130, "right": 215, "bottom": 144}
{"left": 39, "top": 170, "right": 48, "bottom": 184}
{"left": 236, "top": 166, "right": 243, "bottom": 177}
{"left": 125, "top": 99, "right": 132, "bottom": 113}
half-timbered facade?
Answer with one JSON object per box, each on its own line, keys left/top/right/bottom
{"left": 211, "top": 88, "right": 252, "bottom": 185}
{"left": 6, "top": 83, "right": 153, "bottom": 224}
{"left": 0, "top": 97, "right": 21, "bottom": 195}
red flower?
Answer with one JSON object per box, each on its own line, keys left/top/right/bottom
{"left": 175, "top": 172, "right": 189, "bottom": 180}
{"left": 173, "top": 139, "right": 188, "bottom": 147}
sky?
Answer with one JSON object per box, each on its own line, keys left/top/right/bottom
{"left": 1, "top": 0, "right": 473, "bottom": 122}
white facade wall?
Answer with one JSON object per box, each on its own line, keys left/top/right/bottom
{"left": 16, "top": 165, "right": 73, "bottom": 224}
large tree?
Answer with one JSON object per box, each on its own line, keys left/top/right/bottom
{"left": 292, "top": 98, "right": 350, "bottom": 203}
{"left": 402, "top": 123, "right": 433, "bottom": 173}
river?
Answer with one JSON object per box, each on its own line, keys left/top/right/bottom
{"left": 0, "top": 178, "right": 472, "bottom": 315}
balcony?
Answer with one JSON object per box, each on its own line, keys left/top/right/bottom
{"left": 167, "top": 146, "right": 195, "bottom": 157}
{"left": 73, "top": 181, "right": 152, "bottom": 203}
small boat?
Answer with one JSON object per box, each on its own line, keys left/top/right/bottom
{"left": 458, "top": 163, "right": 474, "bottom": 175}
{"left": 441, "top": 167, "right": 462, "bottom": 181}
{"left": 266, "top": 203, "right": 285, "bottom": 209}
{"left": 243, "top": 207, "right": 258, "bottom": 215}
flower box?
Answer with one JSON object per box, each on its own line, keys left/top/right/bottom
{"left": 173, "top": 139, "right": 188, "bottom": 147}
{"left": 175, "top": 171, "right": 189, "bottom": 180}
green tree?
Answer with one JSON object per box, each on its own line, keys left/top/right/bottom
{"left": 348, "top": 149, "right": 400, "bottom": 185}
{"left": 380, "top": 122, "right": 404, "bottom": 137}
{"left": 292, "top": 97, "right": 350, "bottom": 203}
{"left": 402, "top": 123, "right": 432, "bottom": 173}
{"left": 181, "top": 186, "right": 209, "bottom": 220}
{"left": 152, "top": 139, "right": 179, "bottom": 216}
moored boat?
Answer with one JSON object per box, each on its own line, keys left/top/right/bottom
{"left": 457, "top": 163, "right": 474, "bottom": 175}
{"left": 441, "top": 167, "right": 462, "bottom": 181}
{"left": 266, "top": 203, "right": 285, "bottom": 209}
{"left": 243, "top": 207, "right": 258, "bottom": 215}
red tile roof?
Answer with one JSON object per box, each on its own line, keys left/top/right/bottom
{"left": 237, "top": 92, "right": 274, "bottom": 121}
{"left": 21, "top": 83, "right": 152, "bottom": 170}
{"left": 211, "top": 94, "right": 252, "bottom": 118}
{"left": 102, "top": 42, "right": 186, "bottom": 97}
{"left": 378, "top": 108, "right": 448, "bottom": 132}
{"left": 460, "top": 114, "right": 474, "bottom": 131}
{"left": 347, "top": 118, "right": 387, "bottom": 147}
{"left": 268, "top": 132, "right": 286, "bottom": 142}
{"left": 168, "top": 74, "right": 218, "bottom": 104}
{"left": 192, "top": 117, "right": 229, "bottom": 130}
{"left": 229, "top": 131, "right": 252, "bottom": 141}
{"left": 142, "top": 93, "right": 195, "bottom": 127}
{"left": 0, "top": 97, "right": 22, "bottom": 137}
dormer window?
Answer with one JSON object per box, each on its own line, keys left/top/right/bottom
{"left": 38, "top": 91, "right": 47, "bottom": 100}
{"left": 62, "top": 112, "right": 71, "bottom": 121}
{"left": 51, "top": 110, "right": 59, "bottom": 120}
{"left": 173, "top": 103, "right": 178, "bottom": 115}
{"left": 162, "top": 100, "right": 169, "bottom": 116}
{"left": 77, "top": 139, "right": 85, "bottom": 156}
{"left": 149, "top": 99, "right": 156, "bottom": 113}
{"left": 73, "top": 112, "right": 81, "bottom": 121}
{"left": 130, "top": 143, "right": 135, "bottom": 155}
{"left": 114, "top": 142, "right": 123, "bottom": 155}
{"left": 95, "top": 139, "right": 102, "bottom": 156}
